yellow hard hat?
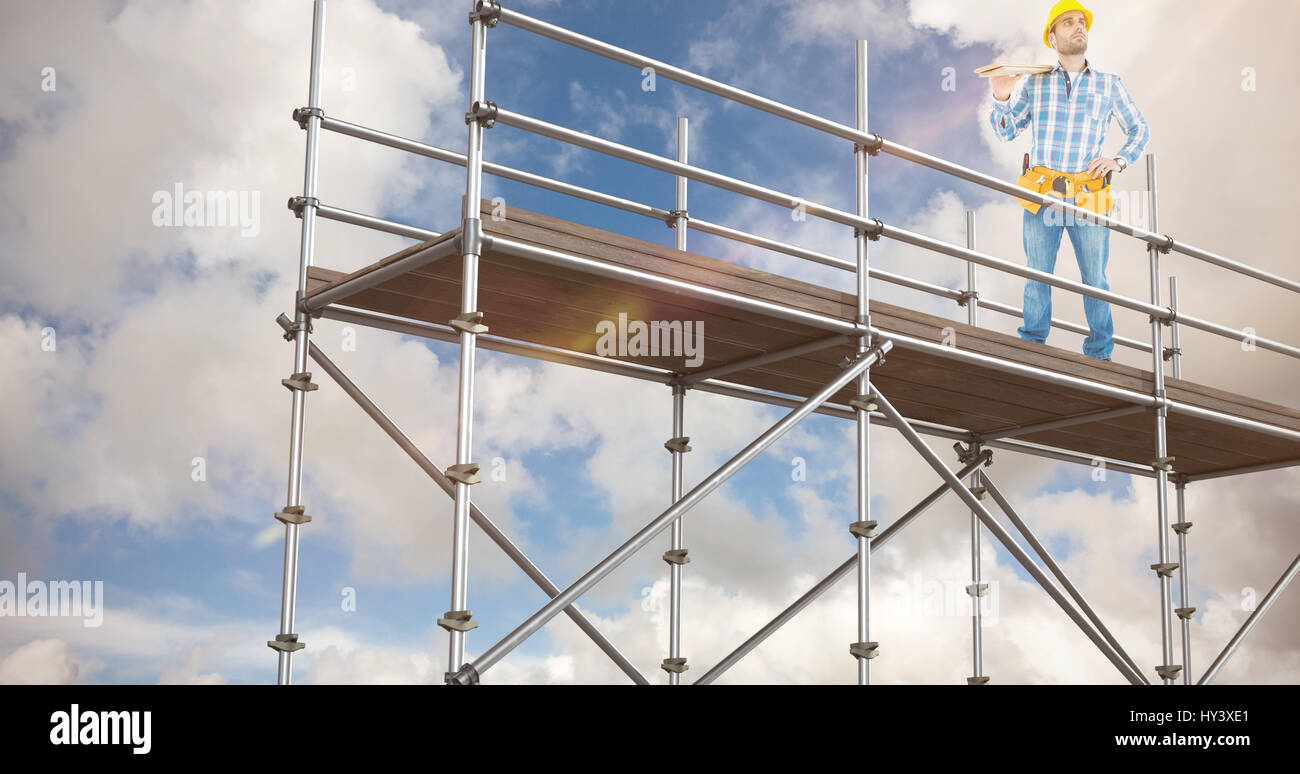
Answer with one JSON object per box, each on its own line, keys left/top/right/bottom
{"left": 1042, "top": 0, "right": 1093, "bottom": 48}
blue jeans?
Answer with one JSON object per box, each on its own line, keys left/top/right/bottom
{"left": 1018, "top": 203, "right": 1114, "bottom": 359}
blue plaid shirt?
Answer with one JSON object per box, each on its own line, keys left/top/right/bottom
{"left": 990, "top": 59, "right": 1150, "bottom": 173}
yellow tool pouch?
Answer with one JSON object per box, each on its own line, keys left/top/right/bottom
{"left": 1014, "top": 167, "right": 1052, "bottom": 214}
{"left": 1014, "top": 164, "right": 1113, "bottom": 217}
{"left": 1074, "top": 177, "right": 1113, "bottom": 217}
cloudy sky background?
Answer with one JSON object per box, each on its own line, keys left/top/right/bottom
{"left": 1, "top": 0, "right": 1297, "bottom": 684}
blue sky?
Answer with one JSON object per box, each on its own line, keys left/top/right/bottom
{"left": 1, "top": 0, "right": 1297, "bottom": 685}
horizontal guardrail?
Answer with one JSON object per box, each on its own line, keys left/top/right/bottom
{"left": 494, "top": 5, "right": 1300, "bottom": 296}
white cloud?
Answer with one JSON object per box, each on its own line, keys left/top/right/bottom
{"left": 0, "top": 639, "right": 96, "bottom": 685}
{"left": 2, "top": 0, "right": 1295, "bottom": 686}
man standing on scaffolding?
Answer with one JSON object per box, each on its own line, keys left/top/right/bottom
{"left": 988, "top": 1, "right": 1150, "bottom": 362}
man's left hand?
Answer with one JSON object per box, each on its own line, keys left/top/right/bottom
{"left": 1084, "top": 157, "right": 1122, "bottom": 180}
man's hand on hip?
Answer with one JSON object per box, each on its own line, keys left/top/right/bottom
{"left": 1085, "top": 157, "right": 1122, "bottom": 180}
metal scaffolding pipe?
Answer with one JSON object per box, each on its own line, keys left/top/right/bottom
{"left": 301, "top": 233, "right": 462, "bottom": 312}
{"left": 678, "top": 335, "right": 850, "bottom": 386}
{"left": 494, "top": 5, "right": 1300, "bottom": 295}
{"left": 445, "top": 342, "right": 892, "bottom": 683}
{"left": 321, "top": 111, "right": 1299, "bottom": 360}
{"left": 980, "top": 473, "right": 1148, "bottom": 684}
{"left": 445, "top": 4, "right": 489, "bottom": 675}
{"left": 978, "top": 405, "right": 1151, "bottom": 442}
{"left": 317, "top": 304, "right": 1168, "bottom": 479}
{"left": 274, "top": 0, "right": 327, "bottom": 686}
{"left": 694, "top": 450, "right": 992, "bottom": 685}
{"left": 492, "top": 106, "right": 882, "bottom": 236}
{"left": 274, "top": 315, "right": 649, "bottom": 684}
{"left": 315, "top": 201, "right": 441, "bottom": 241}
{"left": 320, "top": 114, "right": 671, "bottom": 223}
{"left": 1174, "top": 480, "right": 1192, "bottom": 685}
{"left": 853, "top": 38, "right": 873, "bottom": 686}
{"left": 1197, "top": 552, "right": 1300, "bottom": 685}
{"left": 978, "top": 297, "right": 1153, "bottom": 353}
{"left": 489, "top": 234, "right": 864, "bottom": 336}
{"left": 965, "top": 210, "right": 985, "bottom": 685}
{"left": 869, "top": 383, "right": 1147, "bottom": 685}
{"left": 1147, "top": 154, "right": 1177, "bottom": 685}
{"left": 666, "top": 115, "right": 689, "bottom": 685}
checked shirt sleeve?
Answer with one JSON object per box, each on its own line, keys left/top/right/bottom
{"left": 1111, "top": 76, "right": 1151, "bottom": 168}
{"left": 989, "top": 82, "right": 1031, "bottom": 142}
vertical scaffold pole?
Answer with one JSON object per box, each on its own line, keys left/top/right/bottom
{"left": 1168, "top": 277, "right": 1182, "bottom": 379}
{"left": 965, "top": 210, "right": 987, "bottom": 686}
{"left": 663, "top": 116, "right": 691, "bottom": 684}
{"left": 441, "top": 0, "right": 494, "bottom": 682}
{"left": 1146, "top": 153, "right": 1179, "bottom": 685}
{"left": 1169, "top": 277, "right": 1191, "bottom": 685}
{"left": 1173, "top": 479, "right": 1193, "bottom": 685}
{"left": 851, "top": 39, "right": 877, "bottom": 685}
{"left": 270, "top": 0, "right": 327, "bottom": 686}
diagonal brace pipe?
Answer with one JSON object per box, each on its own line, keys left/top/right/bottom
{"left": 446, "top": 340, "right": 893, "bottom": 684}
{"left": 980, "top": 472, "right": 1149, "bottom": 684}
{"left": 275, "top": 314, "right": 649, "bottom": 685}
{"left": 694, "top": 449, "right": 993, "bottom": 685}
{"left": 1197, "top": 552, "right": 1300, "bottom": 685}
{"left": 869, "top": 382, "right": 1148, "bottom": 685}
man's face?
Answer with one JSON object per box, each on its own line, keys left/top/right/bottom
{"left": 1050, "top": 10, "right": 1088, "bottom": 55}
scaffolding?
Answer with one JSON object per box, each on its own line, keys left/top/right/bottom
{"left": 270, "top": 0, "right": 1300, "bottom": 685}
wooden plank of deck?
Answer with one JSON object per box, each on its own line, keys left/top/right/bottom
{"left": 302, "top": 200, "right": 1300, "bottom": 477}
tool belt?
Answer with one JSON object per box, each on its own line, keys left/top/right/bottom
{"left": 1014, "top": 153, "right": 1113, "bottom": 217}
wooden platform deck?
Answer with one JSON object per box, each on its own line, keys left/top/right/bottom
{"left": 304, "top": 200, "right": 1300, "bottom": 478}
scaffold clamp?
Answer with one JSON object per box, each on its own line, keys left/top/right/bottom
{"left": 1172, "top": 521, "right": 1192, "bottom": 534}
{"left": 665, "top": 209, "right": 689, "bottom": 228}
{"left": 854, "top": 135, "right": 883, "bottom": 156}
{"left": 275, "top": 505, "right": 312, "bottom": 526}
{"left": 1175, "top": 607, "right": 1196, "bottom": 620}
{"left": 661, "top": 657, "right": 689, "bottom": 674}
{"left": 966, "top": 583, "right": 989, "bottom": 598}
{"left": 445, "top": 665, "right": 481, "bottom": 685}
{"left": 1155, "top": 664, "right": 1182, "bottom": 680}
{"left": 663, "top": 548, "right": 690, "bottom": 565}
{"left": 267, "top": 633, "right": 306, "bottom": 653}
{"left": 664, "top": 436, "right": 692, "bottom": 453}
{"left": 849, "top": 520, "right": 878, "bottom": 539}
{"left": 449, "top": 311, "right": 489, "bottom": 335}
{"left": 1157, "top": 236, "right": 1175, "bottom": 255}
{"left": 849, "top": 641, "right": 879, "bottom": 660}
{"left": 465, "top": 99, "right": 498, "bottom": 128}
{"left": 853, "top": 218, "right": 884, "bottom": 241}
{"left": 446, "top": 463, "right": 482, "bottom": 486}
{"left": 967, "top": 676, "right": 990, "bottom": 685}
{"left": 282, "top": 317, "right": 314, "bottom": 341}
{"left": 956, "top": 290, "right": 979, "bottom": 307}
{"left": 292, "top": 106, "right": 324, "bottom": 129}
{"left": 1149, "top": 456, "right": 1175, "bottom": 472}
{"left": 954, "top": 442, "right": 992, "bottom": 467}
{"left": 848, "top": 392, "right": 878, "bottom": 412}
{"left": 1148, "top": 308, "right": 1175, "bottom": 327}
{"left": 1163, "top": 345, "right": 1181, "bottom": 362}
{"left": 1150, "top": 562, "right": 1180, "bottom": 578}
{"left": 286, "top": 196, "right": 319, "bottom": 218}
{"left": 968, "top": 484, "right": 988, "bottom": 500}
{"left": 282, "top": 371, "right": 319, "bottom": 392}
{"left": 437, "top": 610, "right": 478, "bottom": 632}
{"left": 468, "top": 0, "right": 501, "bottom": 27}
